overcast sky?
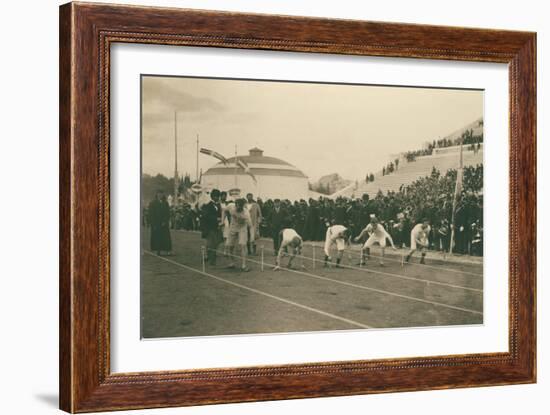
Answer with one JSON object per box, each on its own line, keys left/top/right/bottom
{"left": 142, "top": 75, "right": 483, "bottom": 182}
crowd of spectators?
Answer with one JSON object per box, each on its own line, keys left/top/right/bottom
{"left": 143, "top": 164, "right": 484, "bottom": 256}
{"left": 381, "top": 158, "right": 400, "bottom": 176}
{"left": 404, "top": 130, "right": 483, "bottom": 162}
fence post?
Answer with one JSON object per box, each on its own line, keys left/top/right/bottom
{"left": 261, "top": 245, "right": 265, "bottom": 271}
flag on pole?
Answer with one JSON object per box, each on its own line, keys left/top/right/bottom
{"left": 200, "top": 148, "right": 229, "bottom": 165}
{"left": 236, "top": 158, "right": 258, "bottom": 184}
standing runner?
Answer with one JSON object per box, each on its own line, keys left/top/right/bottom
{"left": 245, "top": 193, "right": 263, "bottom": 256}
{"left": 323, "top": 224, "right": 350, "bottom": 268}
{"left": 406, "top": 219, "right": 431, "bottom": 264}
{"left": 226, "top": 198, "right": 252, "bottom": 272}
{"left": 354, "top": 216, "right": 396, "bottom": 266}
{"left": 220, "top": 191, "right": 231, "bottom": 257}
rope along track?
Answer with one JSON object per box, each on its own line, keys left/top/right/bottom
{"left": 291, "top": 252, "right": 482, "bottom": 293}
{"left": 207, "top": 248, "right": 482, "bottom": 316}
{"left": 144, "top": 250, "right": 373, "bottom": 329}
{"left": 175, "top": 231, "right": 483, "bottom": 277}
{"left": 306, "top": 243, "right": 483, "bottom": 277}
{"left": 177, "top": 229, "right": 483, "bottom": 278}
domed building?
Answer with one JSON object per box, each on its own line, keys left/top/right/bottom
{"left": 201, "top": 147, "right": 309, "bottom": 201}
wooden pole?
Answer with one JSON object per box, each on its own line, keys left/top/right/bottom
{"left": 201, "top": 246, "right": 206, "bottom": 272}
{"left": 449, "top": 138, "right": 464, "bottom": 255}
{"left": 261, "top": 245, "right": 264, "bottom": 271}
{"left": 174, "top": 112, "right": 179, "bottom": 202}
{"left": 196, "top": 133, "right": 199, "bottom": 182}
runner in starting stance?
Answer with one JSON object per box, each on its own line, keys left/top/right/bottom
{"left": 273, "top": 228, "right": 305, "bottom": 271}
{"left": 323, "top": 224, "right": 351, "bottom": 268}
{"left": 354, "top": 216, "right": 396, "bottom": 266}
{"left": 406, "top": 219, "right": 431, "bottom": 264}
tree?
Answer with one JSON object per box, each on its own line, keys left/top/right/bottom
{"left": 141, "top": 173, "right": 174, "bottom": 202}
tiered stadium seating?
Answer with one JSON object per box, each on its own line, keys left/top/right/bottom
{"left": 334, "top": 148, "right": 483, "bottom": 199}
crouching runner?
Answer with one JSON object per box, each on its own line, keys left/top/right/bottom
{"left": 354, "top": 216, "right": 396, "bottom": 266}
{"left": 406, "top": 219, "right": 431, "bottom": 264}
{"left": 274, "top": 228, "right": 305, "bottom": 271}
{"left": 323, "top": 224, "right": 351, "bottom": 268}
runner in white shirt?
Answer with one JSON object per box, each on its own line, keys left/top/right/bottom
{"left": 405, "top": 219, "right": 431, "bottom": 264}
{"left": 273, "top": 228, "right": 305, "bottom": 271}
{"left": 245, "top": 193, "right": 262, "bottom": 256}
{"left": 323, "top": 224, "right": 350, "bottom": 268}
{"left": 354, "top": 216, "right": 396, "bottom": 266}
{"left": 220, "top": 192, "right": 232, "bottom": 257}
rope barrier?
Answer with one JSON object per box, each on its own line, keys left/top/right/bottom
{"left": 177, "top": 231, "right": 481, "bottom": 276}
{"left": 202, "top": 247, "right": 481, "bottom": 293}
{"left": 306, "top": 243, "right": 482, "bottom": 277}
{"left": 289, "top": 251, "right": 482, "bottom": 292}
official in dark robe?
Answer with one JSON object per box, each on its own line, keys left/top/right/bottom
{"left": 200, "top": 189, "right": 223, "bottom": 266}
{"left": 148, "top": 190, "right": 172, "bottom": 255}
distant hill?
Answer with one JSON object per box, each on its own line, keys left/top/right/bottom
{"left": 310, "top": 173, "right": 352, "bottom": 195}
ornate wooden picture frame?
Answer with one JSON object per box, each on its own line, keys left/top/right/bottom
{"left": 59, "top": 2, "right": 536, "bottom": 412}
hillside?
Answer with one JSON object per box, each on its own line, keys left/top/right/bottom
{"left": 310, "top": 173, "right": 352, "bottom": 195}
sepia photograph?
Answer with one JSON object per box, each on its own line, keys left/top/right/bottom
{"left": 140, "top": 75, "right": 484, "bottom": 339}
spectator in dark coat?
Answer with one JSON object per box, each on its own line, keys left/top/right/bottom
{"left": 200, "top": 189, "right": 222, "bottom": 265}
{"left": 268, "top": 199, "right": 287, "bottom": 255}
{"left": 148, "top": 190, "right": 172, "bottom": 255}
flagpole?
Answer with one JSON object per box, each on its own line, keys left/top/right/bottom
{"left": 174, "top": 111, "right": 179, "bottom": 203}
{"left": 449, "top": 139, "right": 464, "bottom": 255}
{"left": 234, "top": 145, "right": 238, "bottom": 189}
{"left": 196, "top": 134, "right": 200, "bottom": 183}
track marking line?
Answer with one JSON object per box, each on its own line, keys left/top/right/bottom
{"left": 293, "top": 253, "right": 482, "bottom": 293}
{"left": 144, "top": 251, "right": 373, "bottom": 330}
{"left": 208, "top": 248, "right": 483, "bottom": 316}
